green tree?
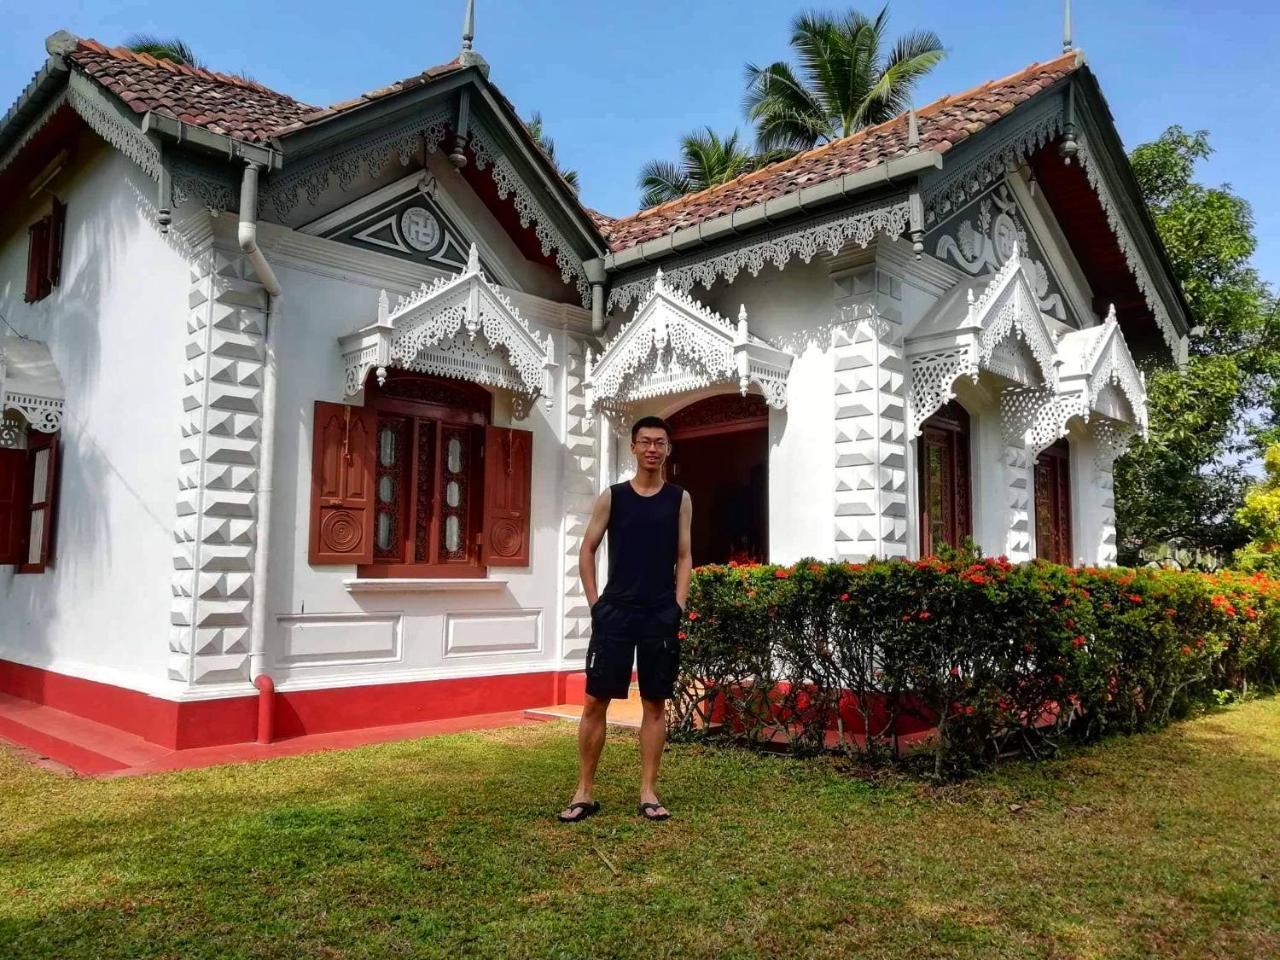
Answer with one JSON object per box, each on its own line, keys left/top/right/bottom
{"left": 638, "top": 128, "right": 762, "bottom": 207}
{"left": 1234, "top": 443, "right": 1280, "bottom": 574}
{"left": 124, "top": 35, "right": 203, "bottom": 68}
{"left": 743, "top": 5, "right": 943, "bottom": 153}
{"left": 526, "top": 112, "right": 579, "bottom": 192}
{"left": 1115, "top": 127, "right": 1280, "bottom": 565}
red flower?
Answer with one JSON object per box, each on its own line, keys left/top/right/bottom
{"left": 919, "top": 611, "right": 933, "bottom": 621}
{"left": 1244, "top": 607, "right": 1258, "bottom": 620}
{"left": 687, "top": 611, "right": 699, "bottom": 621}
{"left": 1065, "top": 618, "right": 1076, "bottom": 630}
{"left": 949, "top": 666, "right": 961, "bottom": 677}
{"left": 839, "top": 593, "right": 850, "bottom": 602}
{"left": 1180, "top": 645, "right": 1192, "bottom": 656}
{"left": 677, "top": 631, "right": 687, "bottom": 640}
{"left": 1053, "top": 674, "right": 1064, "bottom": 684}
{"left": 1072, "top": 635, "right": 1086, "bottom": 648}
{"left": 1023, "top": 643, "right": 1035, "bottom": 654}
{"left": 901, "top": 614, "right": 912, "bottom": 622}
{"left": 1164, "top": 608, "right": 1177, "bottom": 619}
{"left": 774, "top": 568, "right": 791, "bottom": 580}
{"left": 1127, "top": 594, "right": 1143, "bottom": 604}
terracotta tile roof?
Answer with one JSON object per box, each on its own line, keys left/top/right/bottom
{"left": 585, "top": 207, "right": 617, "bottom": 238}
{"left": 66, "top": 40, "right": 465, "bottom": 143}
{"left": 605, "top": 51, "right": 1082, "bottom": 253}
{"left": 68, "top": 40, "right": 316, "bottom": 142}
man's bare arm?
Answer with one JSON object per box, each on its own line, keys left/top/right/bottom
{"left": 578, "top": 488, "right": 612, "bottom": 608}
{"left": 675, "top": 490, "right": 693, "bottom": 611}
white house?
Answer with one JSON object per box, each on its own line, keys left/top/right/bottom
{"left": 0, "top": 18, "right": 1188, "bottom": 749}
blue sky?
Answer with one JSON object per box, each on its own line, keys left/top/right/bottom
{"left": 3, "top": 0, "right": 1277, "bottom": 286}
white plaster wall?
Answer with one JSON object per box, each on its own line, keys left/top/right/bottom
{"left": 0, "top": 140, "right": 188, "bottom": 695}
{"left": 257, "top": 245, "right": 578, "bottom": 693}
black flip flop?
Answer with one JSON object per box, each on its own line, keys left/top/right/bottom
{"left": 557, "top": 800, "right": 601, "bottom": 823}
{"left": 637, "top": 801, "right": 670, "bottom": 822}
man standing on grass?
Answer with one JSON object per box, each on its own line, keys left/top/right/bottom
{"left": 558, "top": 415, "right": 692, "bottom": 823}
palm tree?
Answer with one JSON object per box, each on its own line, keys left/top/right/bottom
{"left": 744, "top": 6, "right": 944, "bottom": 153}
{"left": 638, "top": 128, "right": 763, "bottom": 207}
{"left": 124, "top": 35, "right": 203, "bottom": 68}
{"left": 526, "top": 112, "right": 580, "bottom": 192}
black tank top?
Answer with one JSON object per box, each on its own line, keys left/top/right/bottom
{"left": 600, "top": 480, "right": 683, "bottom": 609}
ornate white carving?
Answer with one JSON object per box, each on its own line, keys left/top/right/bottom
{"left": 1001, "top": 386, "right": 1085, "bottom": 454}
{"left": 1075, "top": 135, "right": 1183, "bottom": 359}
{"left": 1055, "top": 307, "right": 1148, "bottom": 436}
{"left": 339, "top": 244, "right": 557, "bottom": 406}
{"left": 0, "top": 338, "right": 65, "bottom": 434}
{"left": 469, "top": 121, "right": 590, "bottom": 306}
{"left": 607, "top": 197, "right": 913, "bottom": 313}
{"left": 585, "top": 272, "right": 793, "bottom": 413}
{"left": 0, "top": 411, "right": 24, "bottom": 449}
{"left": 832, "top": 312, "right": 908, "bottom": 561}
{"left": 262, "top": 108, "right": 452, "bottom": 218}
{"left": 906, "top": 258, "right": 1060, "bottom": 435}
{"left": 934, "top": 183, "right": 1066, "bottom": 321}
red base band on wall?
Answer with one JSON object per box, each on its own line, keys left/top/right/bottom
{"left": 0, "top": 659, "right": 582, "bottom": 750}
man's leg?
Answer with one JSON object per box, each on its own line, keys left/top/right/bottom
{"left": 638, "top": 697, "right": 669, "bottom": 817}
{"left": 560, "top": 694, "right": 609, "bottom": 818}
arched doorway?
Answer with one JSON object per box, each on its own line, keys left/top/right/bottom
{"left": 918, "top": 400, "right": 972, "bottom": 556}
{"left": 666, "top": 394, "right": 769, "bottom": 567}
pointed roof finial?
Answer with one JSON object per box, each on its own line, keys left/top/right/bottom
{"left": 907, "top": 103, "right": 920, "bottom": 151}
{"left": 467, "top": 242, "right": 480, "bottom": 274}
{"left": 458, "top": 0, "right": 489, "bottom": 73}
{"left": 1063, "top": 0, "right": 1073, "bottom": 53}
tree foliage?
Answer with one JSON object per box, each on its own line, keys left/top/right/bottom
{"left": 1235, "top": 443, "right": 1280, "bottom": 574}
{"left": 743, "top": 5, "right": 943, "bottom": 153}
{"left": 526, "top": 112, "right": 579, "bottom": 193}
{"left": 124, "top": 35, "right": 203, "bottom": 68}
{"left": 1115, "top": 127, "right": 1280, "bottom": 566}
{"left": 638, "top": 128, "right": 764, "bottom": 207}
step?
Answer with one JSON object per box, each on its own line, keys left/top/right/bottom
{"left": 0, "top": 693, "right": 171, "bottom": 775}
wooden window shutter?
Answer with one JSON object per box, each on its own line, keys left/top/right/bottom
{"left": 0, "top": 449, "right": 28, "bottom": 565}
{"left": 17, "top": 433, "right": 59, "bottom": 573}
{"left": 24, "top": 220, "right": 47, "bottom": 303}
{"left": 481, "top": 425, "right": 532, "bottom": 567}
{"left": 47, "top": 198, "right": 65, "bottom": 290}
{"left": 309, "top": 401, "right": 377, "bottom": 565}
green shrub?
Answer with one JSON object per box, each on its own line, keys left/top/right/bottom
{"left": 671, "top": 550, "right": 1280, "bottom": 778}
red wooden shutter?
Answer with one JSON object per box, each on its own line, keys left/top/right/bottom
{"left": 24, "top": 220, "right": 47, "bottom": 303}
{"left": 481, "top": 425, "right": 532, "bottom": 567}
{"left": 0, "top": 449, "right": 28, "bottom": 565}
{"left": 308, "top": 401, "right": 377, "bottom": 565}
{"left": 17, "top": 433, "right": 59, "bottom": 573}
{"left": 47, "top": 199, "right": 65, "bottom": 289}
{"left": 1035, "top": 441, "right": 1072, "bottom": 565}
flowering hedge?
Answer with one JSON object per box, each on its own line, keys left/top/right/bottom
{"left": 671, "top": 551, "right": 1280, "bottom": 777}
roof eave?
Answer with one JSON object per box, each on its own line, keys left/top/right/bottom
{"left": 1074, "top": 67, "right": 1193, "bottom": 340}
{"left": 0, "top": 52, "right": 70, "bottom": 162}
{"left": 601, "top": 148, "right": 943, "bottom": 274}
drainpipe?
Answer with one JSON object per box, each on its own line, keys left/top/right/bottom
{"left": 239, "top": 161, "right": 282, "bottom": 688}
{"left": 583, "top": 258, "right": 608, "bottom": 335}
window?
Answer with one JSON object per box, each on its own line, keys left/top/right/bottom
{"left": 308, "top": 372, "right": 533, "bottom": 576}
{"left": 1035, "top": 439, "right": 1073, "bottom": 565}
{"left": 24, "top": 199, "right": 65, "bottom": 304}
{"left": 918, "top": 400, "right": 972, "bottom": 556}
{"left": 0, "top": 429, "right": 60, "bottom": 572}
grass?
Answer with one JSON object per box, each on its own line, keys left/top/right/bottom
{"left": 1, "top": 700, "right": 1278, "bottom": 959}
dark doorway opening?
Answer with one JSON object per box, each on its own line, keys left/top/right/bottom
{"left": 666, "top": 394, "right": 769, "bottom": 567}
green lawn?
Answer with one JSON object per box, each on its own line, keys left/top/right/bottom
{"left": 2, "top": 700, "right": 1278, "bottom": 959}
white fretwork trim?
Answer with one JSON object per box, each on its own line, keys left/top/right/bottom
{"left": 1056, "top": 307, "right": 1148, "bottom": 435}
{"left": 262, "top": 108, "right": 452, "bottom": 218}
{"left": 340, "top": 244, "right": 557, "bottom": 406}
{"left": 1075, "top": 135, "right": 1183, "bottom": 359}
{"left": 584, "top": 270, "right": 793, "bottom": 413}
{"left": 67, "top": 72, "right": 161, "bottom": 180}
{"left": 1001, "top": 386, "right": 1085, "bottom": 454}
{"left": 607, "top": 197, "right": 913, "bottom": 313}
{"left": 470, "top": 120, "right": 590, "bottom": 307}
{"left": 1, "top": 393, "right": 63, "bottom": 433}
{"left": 907, "top": 258, "right": 1060, "bottom": 435}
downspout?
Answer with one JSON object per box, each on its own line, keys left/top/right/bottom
{"left": 239, "top": 161, "right": 283, "bottom": 691}
{"left": 583, "top": 258, "right": 607, "bottom": 335}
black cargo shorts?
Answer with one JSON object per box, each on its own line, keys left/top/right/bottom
{"left": 584, "top": 597, "right": 682, "bottom": 702}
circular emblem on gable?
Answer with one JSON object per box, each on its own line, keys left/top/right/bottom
{"left": 400, "top": 206, "right": 442, "bottom": 252}
{"left": 992, "top": 213, "right": 1019, "bottom": 263}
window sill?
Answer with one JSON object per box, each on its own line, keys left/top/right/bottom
{"left": 343, "top": 577, "right": 510, "bottom": 594}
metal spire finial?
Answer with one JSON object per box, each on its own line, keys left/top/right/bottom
{"left": 462, "top": 0, "right": 475, "bottom": 52}
{"left": 1063, "top": 0, "right": 1073, "bottom": 53}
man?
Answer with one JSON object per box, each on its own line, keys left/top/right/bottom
{"left": 558, "top": 415, "right": 692, "bottom": 823}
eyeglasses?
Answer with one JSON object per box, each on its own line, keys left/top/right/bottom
{"left": 632, "top": 438, "right": 670, "bottom": 450}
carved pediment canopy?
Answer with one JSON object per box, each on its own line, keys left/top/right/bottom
{"left": 339, "top": 244, "right": 556, "bottom": 409}
{"left": 905, "top": 256, "right": 1060, "bottom": 435}
{"left": 584, "top": 270, "right": 793, "bottom": 414}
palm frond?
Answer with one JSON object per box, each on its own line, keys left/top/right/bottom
{"left": 639, "top": 159, "right": 693, "bottom": 207}
{"left": 745, "top": 60, "right": 829, "bottom": 152}
{"left": 124, "top": 34, "right": 202, "bottom": 68}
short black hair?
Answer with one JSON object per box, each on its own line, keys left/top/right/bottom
{"left": 631, "top": 415, "right": 672, "bottom": 442}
